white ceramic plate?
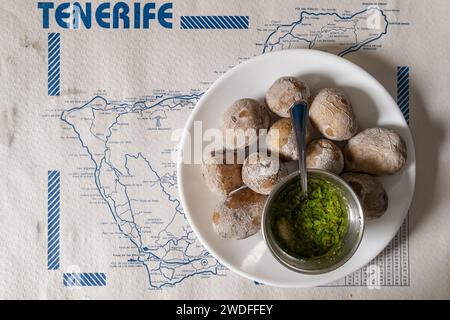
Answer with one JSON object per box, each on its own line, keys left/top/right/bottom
{"left": 177, "top": 49, "right": 416, "bottom": 288}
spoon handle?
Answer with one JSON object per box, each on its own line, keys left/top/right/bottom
{"left": 290, "top": 101, "right": 309, "bottom": 197}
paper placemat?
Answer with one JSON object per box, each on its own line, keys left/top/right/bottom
{"left": 0, "top": 0, "right": 449, "bottom": 299}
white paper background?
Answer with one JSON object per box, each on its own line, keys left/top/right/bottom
{"left": 0, "top": 0, "right": 449, "bottom": 299}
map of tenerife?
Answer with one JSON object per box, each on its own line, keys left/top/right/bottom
{"left": 262, "top": 8, "right": 388, "bottom": 56}
{"left": 60, "top": 7, "right": 392, "bottom": 289}
{"left": 61, "top": 95, "right": 222, "bottom": 288}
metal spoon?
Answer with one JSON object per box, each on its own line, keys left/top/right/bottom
{"left": 289, "top": 100, "right": 309, "bottom": 198}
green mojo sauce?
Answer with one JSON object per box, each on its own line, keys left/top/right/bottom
{"left": 270, "top": 177, "right": 349, "bottom": 259}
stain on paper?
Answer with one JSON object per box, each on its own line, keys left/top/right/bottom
{"left": 0, "top": 106, "right": 18, "bottom": 147}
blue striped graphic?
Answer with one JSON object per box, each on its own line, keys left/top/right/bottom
{"left": 48, "top": 170, "right": 61, "bottom": 270}
{"left": 63, "top": 273, "right": 107, "bottom": 286}
{"left": 48, "top": 33, "right": 61, "bottom": 96}
{"left": 180, "top": 16, "right": 249, "bottom": 29}
{"left": 397, "top": 66, "right": 409, "bottom": 123}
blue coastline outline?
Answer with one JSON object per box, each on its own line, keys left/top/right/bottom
{"left": 60, "top": 93, "right": 222, "bottom": 288}
{"left": 262, "top": 7, "right": 389, "bottom": 56}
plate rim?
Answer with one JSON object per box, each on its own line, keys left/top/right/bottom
{"left": 177, "top": 49, "right": 416, "bottom": 288}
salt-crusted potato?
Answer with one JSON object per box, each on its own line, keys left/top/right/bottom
{"left": 242, "top": 152, "right": 288, "bottom": 195}
{"left": 341, "top": 173, "right": 388, "bottom": 220}
{"left": 344, "top": 127, "right": 407, "bottom": 176}
{"left": 212, "top": 187, "right": 268, "bottom": 240}
{"left": 309, "top": 88, "right": 358, "bottom": 141}
{"left": 306, "top": 139, "right": 344, "bottom": 174}
{"left": 202, "top": 149, "right": 243, "bottom": 195}
{"left": 266, "top": 118, "right": 311, "bottom": 161}
{"left": 265, "top": 77, "right": 311, "bottom": 118}
{"left": 221, "top": 98, "right": 271, "bottom": 150}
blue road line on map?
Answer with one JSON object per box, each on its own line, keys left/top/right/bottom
{"left": 60, "top": 93, "right": 220, "bottom": 288}
{"left": 48, "top": 170, "right": 60, "bottom": 270}
{"left": 63, "top": 273, "right": 106, "bottom": 286}
{"left": 48, "top": 33, "right": 61, "bottom": 96}
{"left": 181, "top": 16, "right": 249, "bottom": 29}
{"left": 397, "top": 66, "right": 410, "bottom": 123}
{"left": 262, "top": 8, "right": 389, "bottom": 57}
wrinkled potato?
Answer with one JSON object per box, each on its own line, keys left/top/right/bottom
{"left": 266, "top": 118, "right": 311, "bottom": 161}
{"left": 306, "top": 139, "right": 344, "bottom": 174}
{"left": 242, "top": 152, "right": 288, "bottom": 195}
{"left": 221, "top": 98, "right": 271, "bottom": 150}
{"left": 344, "top": 127, "right": 407, "bottom": 176}
{"left": 202, "top": 149, "right": 243, "bottom": 195}
{"left": 212, "top": 187, "right": 268, "bottom": 240}
{"left": 309, "top": 88, "right": 358, "bottom": 141}
{"left": 265, "top": 77, "right": 311, "bottom": 118}
{"left": 341, "top": 173, "right": 388, "bottom": 220}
